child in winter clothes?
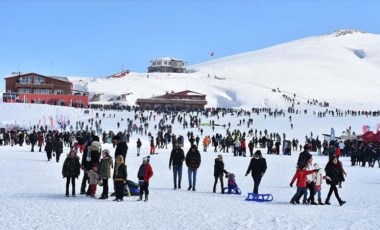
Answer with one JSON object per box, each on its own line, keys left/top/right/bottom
{"left": 227, "top": 173, "right": 238, "bottom": 193}
{"left": 62, "top": 150, "right": 81, "bottom": 197}
{"left": 137, "top": 156, "right": 153, "bottom": 201}
{"left": 86, "top": 165, "right": 100, "bottom": 198}
{"left": 313, "top": 163, "right": 325, "bottom": 205}
{"left": 113, "top": 155, "right": 127, "bottom": 202}
{"left": 290, "top": 166, "right": 316, "bottom": 204}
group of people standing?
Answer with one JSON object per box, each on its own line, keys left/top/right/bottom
{"left": 62, "top": 134, "right": 153, "bottom": 202}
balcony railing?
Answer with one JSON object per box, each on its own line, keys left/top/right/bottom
{"left": 15, "top": 83, "right": 54, "bottom": 88}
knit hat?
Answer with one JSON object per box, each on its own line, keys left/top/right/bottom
{"left": 313, "top": 163, "right": 321, "bottom": 170}
{"left": 143, "top": 156, "right": 150, "bottom": 162}
{"left": 102, "top": 149, "right": 110, "bottom": 156}
{"left": 217, "top": 154, "right": 223, "bottom": 160}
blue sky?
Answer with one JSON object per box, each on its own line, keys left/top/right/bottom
{"left": 1, "top": 0, "right": 379, "bottom": 89}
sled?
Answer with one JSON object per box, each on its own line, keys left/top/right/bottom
{"left": 245, "top": 193, "right": 273, "bottom": 202}
{"left": 223, "top": 187, "right": 242, "bottom": 195}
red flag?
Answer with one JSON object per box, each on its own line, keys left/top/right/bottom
{"left": 210, "top": 51, "right": 214, "bottom": 56}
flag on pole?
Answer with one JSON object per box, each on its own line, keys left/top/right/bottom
{"left": 210, "top": 51, "right": 214, "bottom": 56}
{"left": 330, "top": 128, "right": 335, "bottom": 141}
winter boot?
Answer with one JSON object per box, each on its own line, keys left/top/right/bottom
{"left": 339, "top": 199, "right": 346, "bottom": 206}
{"left": 192, "top": 187, "right": 196, "bottom": 192}
{"left": 187, "top": 186, "right": 192, "bottom": 191}
{"left": 137, "top": 194, "right": 143, "bottom": 201}
{"left": 174, "top": 184, "right": 177, "bottom": 190}
{"left": 144, "top": 194, "right": 149, "bottom": 202}
{"left": 178, "top": 184, "right": 181, "bottom": 189}
{"left": 318, "top": 198, "right": 324, "bottom": 205}
{"left": 325, "top": 199, "right": 331, "bottom": 205}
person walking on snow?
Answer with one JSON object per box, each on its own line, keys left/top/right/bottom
{"left": 169, "top": 144, "right": 185, "bottom": 190}
{"left": 213, "top": 154, "right": 228, "bottom": 194}
{"left": 186, "top": 145, "right": 201, "bottom": 191}
{"left": 245, "top": 150, "right": 267, "bottom": 194}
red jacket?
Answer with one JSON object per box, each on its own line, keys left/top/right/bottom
{"left": 290, "top": 169, "right": 315, "bottom": 187}
{"left": 138, "top": 163, "right": 153, "bottom": 182}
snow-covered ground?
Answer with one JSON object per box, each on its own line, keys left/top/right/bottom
{"left": 1, "top": 104, "right": 380, "bottom": 229}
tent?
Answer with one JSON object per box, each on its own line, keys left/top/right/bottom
{"left": 361, "top": 131, "right": 376, "bottom": 142}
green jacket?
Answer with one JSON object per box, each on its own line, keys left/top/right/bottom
{"left": 99, "top": 156, "right": 113, "bottom": 179}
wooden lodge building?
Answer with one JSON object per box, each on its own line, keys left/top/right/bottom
{"left": 136, "top": 90, "right": 207, "bottom": 110}
{"left": 3, "top": 72, "right": 89, "bottom": 107}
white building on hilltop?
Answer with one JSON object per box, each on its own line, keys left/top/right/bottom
{"left": 148, "top": 57, "right": 187, "bottom": 73}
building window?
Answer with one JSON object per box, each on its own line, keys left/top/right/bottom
{"left": 164, "top": 61, "right": 168, "bottom": 65}
{"left": 33, "top": 89, "right": 52, "bottom": 94}
{"left": 18, "top": 88, "right": 31, "bottom": 93}
{"left": 34, "top": 76, "right": 44, "bottom": 84}
{"left": 157, "top": 61, "right": 161, "bottom": 65}
{"left": 153, "top": 62, "right": 156, "bottom": 66}
{"left": 54, "top": 89, "right": 64, "bottom": 95}
{"left": 19, "top": 76, "right": 33, "bottom": 84}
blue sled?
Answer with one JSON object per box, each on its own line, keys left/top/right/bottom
{"left": 223, "top": 187, "right": 242, "bottom": 195}
{"left": 245, "top": 193, "right": 273, "bottom": 202}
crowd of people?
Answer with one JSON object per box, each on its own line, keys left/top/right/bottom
{"left": 2, "top": 106, "right": 379, "bottom": 205}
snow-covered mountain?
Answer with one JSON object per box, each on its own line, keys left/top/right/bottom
{"left": 70, "top": 29, "right": 380, "bottom": 110}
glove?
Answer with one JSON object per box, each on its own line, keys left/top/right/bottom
{"left": 290, "top": 183, "right": 293, "bottom": 187}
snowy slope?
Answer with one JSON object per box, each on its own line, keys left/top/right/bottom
{"left": 1, "top": 106, "right": 380, "bottom": 229}
{"left": 68, "top": 30, "right": 380, "bottom": 110}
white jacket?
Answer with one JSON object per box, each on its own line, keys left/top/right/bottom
{"left": 306, "top": 163, "right": 315, "bottom": 182}
{"left": 312, "top": 171, "right": 324, "bottom": 186}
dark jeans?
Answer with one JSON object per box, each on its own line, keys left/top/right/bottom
{"left": 81, "top": 172, "right": 90, "bottom": 194}
{"left": 326, "top": 184, "right": 342, "bottom": 203}
{"left": 249, "top": 148, "right": 253, "bottom": 157}
{"left": 213, "top": 175, "right": 224, "bottom": 193}
{"left": 253, "top": 176, "right": 262, "bottom": 194}
{"left": 114, "top": 181, "right": 124, "bottom": 200}
{"left": 172, "top": 165, "right": 182, "bottom": 187}
{"left": 46, "top": 150, "right": 52, "bottom": 160}
{"left": 188, "top": 168, "right": 197, "bottom": 188}
{"left": 306, "top": 181, "right": 315, "bottom": 203}
{"left": 291, "top": 187, "right": 307, "bottom": 203}
{"left": 56, "top": 152, "right": 61, "bottom": 162}
{"left": 66, "top": 177, "right": 76, "bottom": 195}
{"left": 139, "top": 182, "right": 149, "bottom": 195}
{"left": 297, "top": 181, "right": 315, "bottom": 203}
{"left": 102, "top": 178, "right": 109, "bottom": 197}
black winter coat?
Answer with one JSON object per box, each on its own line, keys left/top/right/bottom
{"left": 185, "top": 149, "right": 201, "bottom": 169}
{"left": 113, "top": 164, "right": 127, "bottom": 181}
{"left": 115, "top": 141, "right": 128, "bottom": 160}
{"left": 325, "top": 162, "right": 340, "bottom": 185}
{"left": 246, "top": 157, "right": 267, "bottom": 177}
{"left": 62, "top": 156, "right": 81, "bottom": 178}
{"left": 169, "top": 148, "right": 185, "bottom": 167}
{"left": 214, "top": 159, "right": 227, "bottom": 177}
